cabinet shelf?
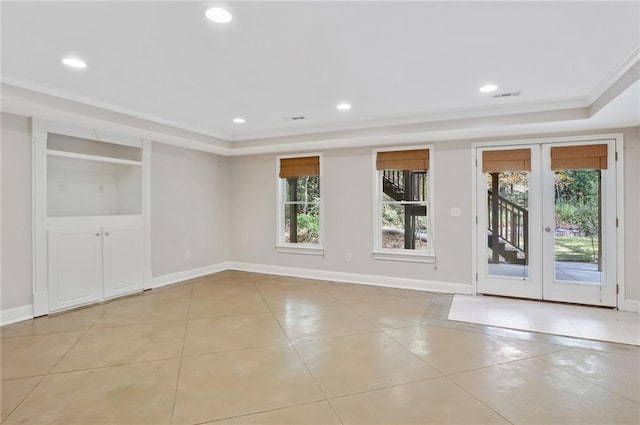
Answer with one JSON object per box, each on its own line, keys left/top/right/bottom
{"left": 46, "top": 149, "right": 143, "bottom": 166}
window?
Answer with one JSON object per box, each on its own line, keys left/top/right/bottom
{"left": 276, "top": 155, "right": 323, "bottom": 255}
{"left": 373, "top": 146, "right": 434, "bottom": 262}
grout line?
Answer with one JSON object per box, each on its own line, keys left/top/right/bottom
{"left": 249, "top": 274, "right": 345, "bottom": 425}
{"left": 169, "top": 282, "right": 194, "bottom": 425}
{"left": 0, "top": 374, "right": 47, "bottom": 423}
{"left": 534, "top": 351, "right": 640, "bottom": 406}
{"left": 2, "top": 303, "right": 114, "bottom": 423}
{"left": 188, "top": 399, "right": 331, "bottom": 425}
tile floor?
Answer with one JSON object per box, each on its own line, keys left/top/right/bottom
{"left": 1, "top": 271, "right": 639, "bottom": 424}
{"left": 449, "top": 294, "right": 640, "bottom": 345}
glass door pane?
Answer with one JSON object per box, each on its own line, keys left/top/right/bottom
{"left": 553, "top": 169, "right": 602, "bottom": 284}
{"left": 486, "top": 171, "right": 530, "bottom": 279}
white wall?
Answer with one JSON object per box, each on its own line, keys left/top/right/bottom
{"left": 150, "top": 142, "right": 230, "bottom": 278}
{"left": 0, "top": 113, "right": 231, "bottom": 313}
{"left": 229, "top": 143, "right": 472, "bottom": 289}
{"left": 1, "top": 113, "right": 33, "bottom": 311}
{"left": 229, "top": 127, "right": 640, "bottom": 303}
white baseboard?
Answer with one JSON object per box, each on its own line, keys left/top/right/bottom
{"left": 1, "top": 304, "right": 34, "bottom": 326}
{"left": 151, "top": 262, "right": 231, "bottom": 289}
{"left": 621, "top": 299, "right": 639, "bottom": 313}
{"left": 229, "top": 261, "right": 474, "bottom": 295}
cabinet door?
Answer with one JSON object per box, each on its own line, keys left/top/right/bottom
{"left": 102, "top": 225, "right": 144, "bottom": 298}
{"left": 48, "top": 227, "right": 103, "bottom": 312}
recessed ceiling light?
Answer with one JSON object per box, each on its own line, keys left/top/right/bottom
{"left": 233, "top": 117, "right": 245, "bottom": 124}
{"left": 479, "top": 84, "right": 498, "bottom": 93}
{"left": 61, "top": 57, "right": 87, "bottom": 69}
{"left": 336, "top": 103, "right": 352, "bottom": 111}
{"left": 206, "top": 7, "right": 232, "bottom": 23}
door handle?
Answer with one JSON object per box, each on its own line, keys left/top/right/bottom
{"left": 95, "top": 233, "right": 100, "bottom": 237}
{"left": 544, "top": 226, "right": 551, "bottom": 232}
{"left": 105, "top": 232, "right": 109, "bottom": 236}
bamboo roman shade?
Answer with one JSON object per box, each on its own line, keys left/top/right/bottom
{"left": 482, "top": 149, "right": 531, "bottom": 173}
{"left": 376, "top": 149, "right": 429, "bottom": 171}
{"left": 279, "top": 156, "right": 320, "bottom": 178}
{"left": 550, "top": 144, "right": 608, "bottom": 170}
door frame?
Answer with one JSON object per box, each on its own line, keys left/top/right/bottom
{"left": 470, "top": 133, "right": 625, "bottom": 309}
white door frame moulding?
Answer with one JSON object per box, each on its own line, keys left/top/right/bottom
{"left": 470, "top": 132, "right": 627, "bottom": 310}
{"left": 151, "top": 262, "right": 232, "bottom": 289}
{"left": 31, "top": 118, "right": 152, "bottom": 316}
{"left": 228, "top": 262, "right": 473, "bottom": 295}
{"left": 0, "top": 304, "right": 34, "bottom": 326}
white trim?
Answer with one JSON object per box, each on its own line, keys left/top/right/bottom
{"left": 587, "top": 44, "right": 640, "bottom": 104}
{"left": 371, "top": 251, "right": 435, "bottom": 263}
{"left": 275, "top": 245, "right": 324, "bottom": 256}
{"left": 229, "top": 262, "right": 473, "bottom": 295}
{"left": 275, "top": 152, "right": 324, "bottom": 250}
{"left": 372, "top": 144, "right": 436, "bottom": 258}
{"left": 142, "top": 140, "right": 152, "bottom": 290}
{"left": 46, "top": 149, "right": 142, "bottom": 166}
{"left": 1, "top": 304, "right": 34, "bottom": 326}
{"left": 621, "top": 299, "right": 640, "bottom": 313}
{"left": 151, "top": 262, "right": 231, "bottom": 289}
{"left": 615, "top": 135, "right": 625, "bottom": 310}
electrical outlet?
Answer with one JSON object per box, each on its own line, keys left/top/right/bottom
{"left": 451, "top": 207, "right": 461, "bottom": 217}
{"left": 345, "top": 252, "right": 352, "bottom": 262}
{"left": 58, "top": 183, "right": 65, "bottom": 192}
{"left": 185, "top": 250, "right": 191, "bottom": 259}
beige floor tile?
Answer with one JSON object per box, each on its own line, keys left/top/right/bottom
{"left": 540, "top": 348, "right": 640, "bottom": 403}
{"left": 192, "top": 277, "right": 257, "bottom": 299}
{"left": 1, "top": 331, "right": 83, "bottom": 380}
{"left": 451, "top": 357, "right": 640, "bottom": 424}
{"left": 254, "top": 277, "right": 321, "bottom": 292}
{"left": 4, "top": 359, "right": 179, "bottom": 425}
{"left": 188, "top": 292, "right": 270, "bottom": 319}
{"left": 136, "top": 282, "right": 193, "bottom": 301}
{"left": 260, "top": 287, "right": 342, "bottom": 312}
{"left": 331, "top": 377, "right": 510, "bottom": 425}
{"left": 0, "top": 305, "right": 107, "bottom": 338}
{"left": 209, "top": 401, "right": 342, "bottom": 425}
{"left": 183, "top": 313, "right": 289, "bottom": 356}
{"left": 351, "top": 298, "right": 428, "bottom": 330}
{"left": 53, "top": 321, "right": 186, "bottom": 372}
{"left": 492, "top": 335, "right": 567, "bottom": 356}
{"left": 320, "top": 283, "right": 390, "bottom": 304}
{"left": 274, "top": 305, "right": 379, "bottom": 342}
{"left": 295, "top": 332, "right": 440, "bottom": 397}
{"left": 387, "top": 325, "right": 529, "bottom": 374}
{"left": 94, "top": 296, "right": 190, "bottom": 328}
{"left": 172, "top": 345, "right": 324, "bottom": 425}
{"left": 0, "top": 376, "right": 42, "bottom": 421}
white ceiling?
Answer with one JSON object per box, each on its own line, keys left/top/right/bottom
{"left": 2, "top": 1, "right": 639, "bottom": 142}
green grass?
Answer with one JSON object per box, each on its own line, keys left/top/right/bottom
{"left": 555, "top": 236, "right": 599, "bottom": 262}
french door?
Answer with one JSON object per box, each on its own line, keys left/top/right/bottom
{"left": 476, "top": 140, "right": 617, "bottom": 307}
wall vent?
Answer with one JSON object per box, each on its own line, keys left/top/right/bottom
{"left": 493, "top": 91, "right": 522, "bottom": 99}
{"left": 285, "top": 116, "right": 306, "bottom": 121}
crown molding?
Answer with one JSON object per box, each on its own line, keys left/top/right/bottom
{"left": 2, "top": 55, "right": 638, "bottom": 157}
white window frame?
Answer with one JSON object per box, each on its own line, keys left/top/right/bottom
{"left": 372, "top": 145, "right": 436, "bottom": 263}
{"left": 275, "top": 153, "right": 324, "bottom": 256}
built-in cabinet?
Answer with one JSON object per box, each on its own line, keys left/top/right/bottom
{"left": 48, "top": 223, "right": 143, "bottom": 311}
{"left": 33, "top": 120, "right": 151, "bottom": 315}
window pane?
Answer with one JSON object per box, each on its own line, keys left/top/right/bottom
{"left": 284, "top": 203, "right": 320, "bottom": 244}
{"left": 381, "top": 202, "right": 428, "bottom": 250}
{"left": 285, "top": 176, "right": 320, "bottom": 203}
{"left": 380, "top": 168, "right": 429, "bottom": 252}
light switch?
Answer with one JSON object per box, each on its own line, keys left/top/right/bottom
{"left": 451, "top": 208, "right": 461, "bottom": 217}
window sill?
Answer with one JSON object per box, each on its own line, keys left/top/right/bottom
{"left": 275, "top": 245, "right": 324, "bottom": 256}
{"left": 372, "top": 250, "right": 435, "bottom": 263}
